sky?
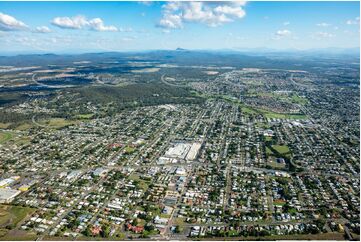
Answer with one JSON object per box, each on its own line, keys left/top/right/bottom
{"left": 0, "top": 1, "right": 359, "bottom": 53}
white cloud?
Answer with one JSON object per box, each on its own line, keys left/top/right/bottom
{"left": 316, "top": 22, "right": 331, "bottom": 27}
{"left": 276, "top": 29, "right": 291, "bottom": 36}
{"left": 52, "top": 15, "right": 87, "bottom": 29}
{"left": 272, "top": 29, "right": 292, "bottom": 40}
{"left": 213, "top": 4, "right": 246, "bottom": 19}
{"left": 157, "top": 1, "right": 247, "bottom": 29}
{"left": 35, "top": 26, "right": 52, "bottom": 33}
{"left": 283, "top": 21, "right": 290, "bottom": 26}
{"left": 0, "top": 12, "right": 28, "bottom": 31}
{"left": 88, "top": 18, "right": 118, "bottom": 32}
{"left": 346, "top": 17, "right": 360, "bottom": 25}
{"left": 158, "top": 14, "right": 183, "bottom": 29}
{"left": 52, "top": 15, "right": 118, "bottom": 32}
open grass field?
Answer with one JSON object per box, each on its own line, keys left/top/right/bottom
{"left": 0, "top": 205, "right": 36, "bottom": 240}
{"left": 14, "top": 123, "right": 33, "bottom": 131}
{"left": 0, "top": 131, "right": 13, "bottom": 144}
{"left": 39, "top": 118, "right": 78, "bottom": 129}
{"left": 266, "top": 145, "right": 292, "bottom": 160}
{"left": 267, "top": 160, "right": 286, "bottom": 169}
{"left": 129, "top": 174, "right": 149, "bottom": 191}
{"left": 290, "top": 94, "right": 308, "bottom": 105}
{"left": 272, "top": 145, "right": 290, "bottom": 154}
{"left": 0, "top": 130, "right": 30, "bottom": 146}
{"left": 0, "top": 230, "right": 37, "bottom": 241}
{"left": 124, "top": 146, "right": 136, "bottom": 154}
{"left": 0, "top": 205, "right": 35, "bottom": 228}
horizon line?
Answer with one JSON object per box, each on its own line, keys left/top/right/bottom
{"left": 0, "top": 47, "right": 360, "bottom": 57}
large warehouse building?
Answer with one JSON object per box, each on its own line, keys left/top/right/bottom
{"left": 0, "top": 188, "right": 21, "bottom": 203}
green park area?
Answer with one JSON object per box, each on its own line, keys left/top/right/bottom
{"left": 272, "top": 145, "right": 290, "bottom": 154}
{"left": 128, "top": 174, "right": 149, "bottom": 191}
{"left": 266, "top": 144, "right": 292, "bottom": 169}
{"left": 290, "top": 94, "right": 308, "bottom": 105}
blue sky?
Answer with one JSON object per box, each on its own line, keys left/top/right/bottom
{"left": 0, "top": 1, "right": 359, "bottom": 53}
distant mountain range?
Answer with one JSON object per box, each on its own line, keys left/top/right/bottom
{"left": 0, "top": 48, "right": 358, "bottom": 69}
{"left": 0, "top": 47, "right": 359, "bottom": 57}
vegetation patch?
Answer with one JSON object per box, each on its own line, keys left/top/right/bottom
{"left": 206, "top": 94, "right": 307, "bottom": 120}
{"left": 124, "top": 146, "right": 136, "bottom": 154}
{"left": 39, "top": 118, "right": 78, "bottom": 129}
{"left": 290, "top": 94, "right": 308, "bottom": 105}
{"left": 271, "top": 145, "right": 290, "bottom": 154}
{"left": 14, "top": 123, "right": 33, "bottom": 131}
{"left": 0, "top": 205, "right": 35, "bottom": 229}
{"left": 75, "top": 114, "right": 94, "bottom": 119}
{"left": 0, "top": 132, "right": 13, "bottom": 144}
{"left": 73, "top": 83, "right": 204, "bottom": 109}
{"left": 0, "top": 205, "right": 36, "bottom": 240}
{"left": 0, "top": 230, "right": 37, "bottom": 241}
{"left": 265, "top": 136, "right": 273, "bottom": 142}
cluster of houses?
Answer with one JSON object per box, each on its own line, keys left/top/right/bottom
{"left": 0, "top": 100, "right": 358, "bottom": 240}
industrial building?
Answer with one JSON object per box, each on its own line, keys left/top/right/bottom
{"left": 186, "top": 142, "right": 202, "bottom": 161}
{"left": 164, "top": 141, "right": 202, "bottom": 162}
{"left": 0, "top": 188, "right": 21, "bottom": 203}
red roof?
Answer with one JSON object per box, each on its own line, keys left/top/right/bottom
{"left": 126, "top": 223, "right": 144, "bottom": 233}
{"left": 91, "top": 225, "right": 102, "bottom": 235}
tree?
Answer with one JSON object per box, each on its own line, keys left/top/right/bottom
{"left": 83, "top": 226, "right": 92, "bottom": 237}
{"left": 175, "top": 225, "right": 183, "bottom": 233}
{"left": 132, "top": 219, "right": 138, "bottom": 226}
{"left": 101, "top": 225, "right": 111, "bottom": 238}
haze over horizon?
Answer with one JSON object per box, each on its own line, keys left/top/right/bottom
{"left": 0, "top": 1, "right": 359, "bottom": 54}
